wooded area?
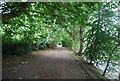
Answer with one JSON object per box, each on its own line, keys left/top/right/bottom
{"left": 1, "top": 2, "right": 120, "bottom": 79}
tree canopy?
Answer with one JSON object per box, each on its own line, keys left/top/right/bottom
{"left": 1, "top": 2, "right": 119, "bottom": 79}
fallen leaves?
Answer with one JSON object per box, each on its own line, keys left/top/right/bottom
{"left": 34, "top": 76, "right": 39, "bottom": 79}
{"left": 20, "top": 61, "right": 28, "bottom": 64}
{"left": 19, "top": 77, "right": 23, "bottom": 79}
{"left": 2, "top": 53, "right": 33, "bottom": 69}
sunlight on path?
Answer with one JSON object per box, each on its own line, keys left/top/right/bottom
{"left": 57, "top": 45, "right": 62, "bottom": 47}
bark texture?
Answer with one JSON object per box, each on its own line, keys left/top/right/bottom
{"left": 78, "top": 26, "right": 84, "bottom": 55}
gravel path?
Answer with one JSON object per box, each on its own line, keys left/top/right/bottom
{"left": 2, "top": 47, "right": 92, "bottom": 79}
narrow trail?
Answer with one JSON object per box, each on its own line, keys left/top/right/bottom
{"left": 3, "top": 47, "right": 93, "bottom": 79}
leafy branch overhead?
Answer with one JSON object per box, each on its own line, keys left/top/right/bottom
{"left": 1, "top": 2, "right": 119, "bottom": 79}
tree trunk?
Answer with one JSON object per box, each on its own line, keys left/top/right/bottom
{"left": 48, "top": 26, "right": 54, "bottom": 48}
{"left": 72, "top": 39, "right": 75, "bottom": 53}
{"left": 103, "top": 44, "right": 119, "bottom": 76}
{"left": 78, "top": 26, "right": 84, "bottom": 55}
{"left": 72, "top": 39, "right": 76, "bottom": 53}
{"left": 103, "top": 57, "right": 110, "bottom": 76}
{"left": 89, "top": 53, "right": 93, "bottom": 65}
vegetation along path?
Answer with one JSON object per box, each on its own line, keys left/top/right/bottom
{"left": 3, "top": 47, "right": 94, "bottom": 79}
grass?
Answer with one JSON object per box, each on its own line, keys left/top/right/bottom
{"left": 70, "top": 53, "right": 81, "bottom": 58}
{"left": 70, "top": 53, "right": 111, "bottom": 80}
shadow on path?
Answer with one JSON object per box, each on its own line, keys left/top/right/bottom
{"left": 3, "top": 47, "right": 92, "bottom": 79}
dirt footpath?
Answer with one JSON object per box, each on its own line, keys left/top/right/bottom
{"left": 2, "top": 47, "right": 92, "bottom": 79}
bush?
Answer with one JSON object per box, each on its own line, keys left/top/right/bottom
{"left": 2, "top": 42, "right": 32, "bottom": 59}
{"left": 2, "top": 42, "right": 50, "bottom": 59}
{"left": 32, "top": 43, "right": 49, "bottom": 51}
{"left": 62, "top": 39, "right": 72, "bottom": 50}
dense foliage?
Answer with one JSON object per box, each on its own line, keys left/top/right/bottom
{"left": 1, "top": 2, "right": 119, "bottom": 79}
